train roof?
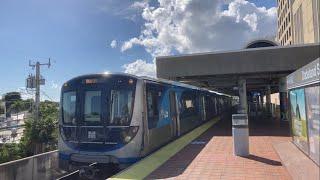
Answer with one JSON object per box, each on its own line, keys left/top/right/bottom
{"left": 66, "top": 73, "right": 231, "bottom": 97}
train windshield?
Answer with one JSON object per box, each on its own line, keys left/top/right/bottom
{"left": 84, "top": 91, "right": 101, "bottom": 122}
{"left": 61, "top": 75, "right": 137, "bottom": 127}
{"left": 62, "top": 91, "right": 77, "bottom": 125}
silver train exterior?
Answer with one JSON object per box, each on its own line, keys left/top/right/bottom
{"left": 58, "top": 73, "right": 231, "bottom": 170}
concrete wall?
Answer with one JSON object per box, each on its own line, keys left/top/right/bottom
{"left": 0, "top": 150, "right": 64, "bottom": 180}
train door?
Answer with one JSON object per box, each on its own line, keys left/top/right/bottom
{"left": 169, "top": 90, "right": 179, "bottom": 137}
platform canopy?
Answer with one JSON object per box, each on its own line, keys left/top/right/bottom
{"left": 156, "top": 42, "right": 320, "bottom": 95}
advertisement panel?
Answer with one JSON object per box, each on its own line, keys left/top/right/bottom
{"left": 305, "top": 85, "right": 320, "bottom": 165}
{"left": 289, "top": 89, "right": 309, "bottom": 153}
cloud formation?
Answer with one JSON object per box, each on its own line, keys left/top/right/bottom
{"left": 110, "top": 40, "right": 117, "bottom": 48}
{"left": 122, "top": 59, "right": 156, "bottom": 77}
{"left": 122, "top": 0, "right": 277, "bottom": 77}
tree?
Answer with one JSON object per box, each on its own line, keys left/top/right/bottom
{"left": 4, "top": 92, "right": 22, "bottom": 114}
{"left": 0, "top": 143, "right": 24, "bottom": 163}
{"left": 0, "top": 100, "right": 59, "bottom": 163}
{"left": 21, "top": 101, "right": 59, "bottom": 154}
{"left": 10, "top": 100, "right": 24, "bottom": 114}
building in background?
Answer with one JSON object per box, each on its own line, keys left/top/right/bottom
{"left": 277, "top": 0, "right": 293, "bottom": 45}
{"left": 291, "top": 0, "right": 319, "bottom": 44}
{"left": 277, "top": 0, "right": 319, "bottom": 45}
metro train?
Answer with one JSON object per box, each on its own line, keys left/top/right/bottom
{"left": 58, "top": 73, "right": 231, "bottom": 171}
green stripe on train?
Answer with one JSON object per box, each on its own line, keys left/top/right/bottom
{"left": 109, "top": 117, "right": 220, "bottom": 180}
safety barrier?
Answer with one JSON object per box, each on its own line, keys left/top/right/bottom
{"left": 0, "top": 150, "right": 64, "bottom": 180}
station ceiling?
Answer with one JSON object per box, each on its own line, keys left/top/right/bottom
{"left": 156, "top": 43, "right": 320, "bottom": 95}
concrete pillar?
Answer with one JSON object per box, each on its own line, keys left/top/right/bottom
{"left": 266, "top": 85, "right": 272, "bottom": 115}
{"left": 238, "top": 79, "right": 247, "bottom": 114}
{"left": 279, "top": 77, "right": 288, "bottom": 121}
{"left": 260, "top": 93, "right": 264, "bottom": 109}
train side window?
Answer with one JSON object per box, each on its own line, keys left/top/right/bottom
{"left": 109, "top": 89, "right": 133, "bottom": 126}
{"left": 147, "top": 90, "right": 160, "bottom": 129}
{"left": 180, "top": 91, "right": 198, "bottom": 119}
{"left": 146, "top": 83, "right": 164, "bottom": 129}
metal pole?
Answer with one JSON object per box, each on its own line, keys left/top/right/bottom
{"left": 279, "top": 77, "right": 288, "bottom": 121}
{"left": 28, "top": 59, "right": 51, "bottom": 121}
{"left": 35, "top": 62, "right": 40, "bottom": 121}
{"left": 238, "top": 79, "right": 247, "bottom": 114}
{"left": 266, "top": 85, "right": 271, "bottom": 115}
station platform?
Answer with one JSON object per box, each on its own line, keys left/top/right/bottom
{"left": 110, "top": 113, "right": 319, "bottom": 180}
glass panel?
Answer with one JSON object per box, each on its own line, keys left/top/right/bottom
{"left": 62, "top": 91, "right": 76, "bottom": 124}
{"left": 84, "top": 91, "right": 101, "bottom": 122}
{"left": 289, "top": 89, "right": 309, "bottom": 153}
{"left": 147, "top": 91, "right": 159, "bottom": 129}
{"left": 305, "top": 85, "right": 320, "bottom": 165}
{"left": 110, "top": 89, "right": 133, "bottom": 125}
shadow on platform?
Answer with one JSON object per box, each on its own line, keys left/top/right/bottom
{"left": 245, "top": 154, "right": 282, "bottom": 166}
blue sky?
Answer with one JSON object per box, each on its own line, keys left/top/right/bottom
{"left": 0, "top": 0, "right": 277, "bottom": 101}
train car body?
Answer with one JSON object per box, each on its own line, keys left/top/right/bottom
{"left": 58, "top": 73, "right": 231, "bottom": 171}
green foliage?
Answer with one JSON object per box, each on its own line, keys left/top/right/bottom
{"left": 0, "top": 104, "right": 4, "bottom": 114}
{"left": 2, "top": 92, "right": 34, "bottom": 115}
{"left": 0, "top": 143, "right": 25, "bottom": 163}
{"left": 4, "top": 92, "right": 21, "bottom": 102}
{"left": 0, "top": 100, "right": 59, "bottom": 163}
{"left": 22, "top": 101, "right": 59, "bottom": 154}
{"left": 4, "top": 92, "right": 22, "bottom": 114}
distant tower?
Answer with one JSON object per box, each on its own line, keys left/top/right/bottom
{"left": 277, "top": 0, "right": 293, "bottom": 46}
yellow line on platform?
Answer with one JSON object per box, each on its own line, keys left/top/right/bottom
{"left": 109, "top": 117, "right": 220, "bottom": 180}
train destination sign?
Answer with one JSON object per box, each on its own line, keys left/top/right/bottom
{"left": 287, "top": 58, "right": 320, "bottom": 90}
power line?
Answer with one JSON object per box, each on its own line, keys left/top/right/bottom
{"left": 40, "top": 90, "right": 55, "bottom": 102}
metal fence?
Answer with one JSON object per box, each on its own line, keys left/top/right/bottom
{"left": 0, "top": 150, "right": 65, "bottom": 180}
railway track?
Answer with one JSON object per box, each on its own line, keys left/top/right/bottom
{"left": 56, "top": 163, "right": 120, "bottom": 180}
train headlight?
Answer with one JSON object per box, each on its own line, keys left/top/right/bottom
{"left": 123, "top": 126, "right": 139, "bottom": 143}
{"left": 124, "top": 136, "right": 132, "bottom": 143}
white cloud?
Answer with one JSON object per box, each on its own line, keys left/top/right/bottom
{"left": 131, "top": 1, "right": 148, "bottom": 9}
{"left": 17, "top": 87, "right": 34, "bottom": 100}
{"left": 122, "top": 59, "right": 156, "bottom": 77}
{"left": 51, "top": 81, "right": 59, "bottom": 89}
{"left": 121, "top": 0, "right": 277, "bottom": 76}
{"left": 110, "top": 40, "right": 117, "bottom": 48}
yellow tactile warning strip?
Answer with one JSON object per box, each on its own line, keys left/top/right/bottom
{"left": 109, "top": 117, "right": 220, "bottom": 180}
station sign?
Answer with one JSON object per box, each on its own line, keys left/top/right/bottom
{"left": 287, "top": 58, "right": 320, "bottom": 90}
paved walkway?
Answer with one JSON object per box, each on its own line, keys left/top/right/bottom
{"left": 147, "top": 115, "right": 292, "bottom": 180}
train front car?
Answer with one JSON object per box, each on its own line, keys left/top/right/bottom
{"left": 58, "top": 74, "right": 143, "bottom": 171}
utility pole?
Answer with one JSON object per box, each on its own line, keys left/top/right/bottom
{"left": 28, "top": 59, "right": 51, "bottom": 121}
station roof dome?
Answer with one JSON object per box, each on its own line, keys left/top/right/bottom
{"left": 245, "top": 39, "right": 278, "bottom": 49}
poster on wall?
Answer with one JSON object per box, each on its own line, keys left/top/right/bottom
{"left": 305, "top": 85, "right": 320, "bottom": 165}
{"left": 289, "top": 88, "right": 309, "bottom": 153}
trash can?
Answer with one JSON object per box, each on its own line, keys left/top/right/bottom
{"left": 232, "top": 114, "right": 249, "bottom": 156}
